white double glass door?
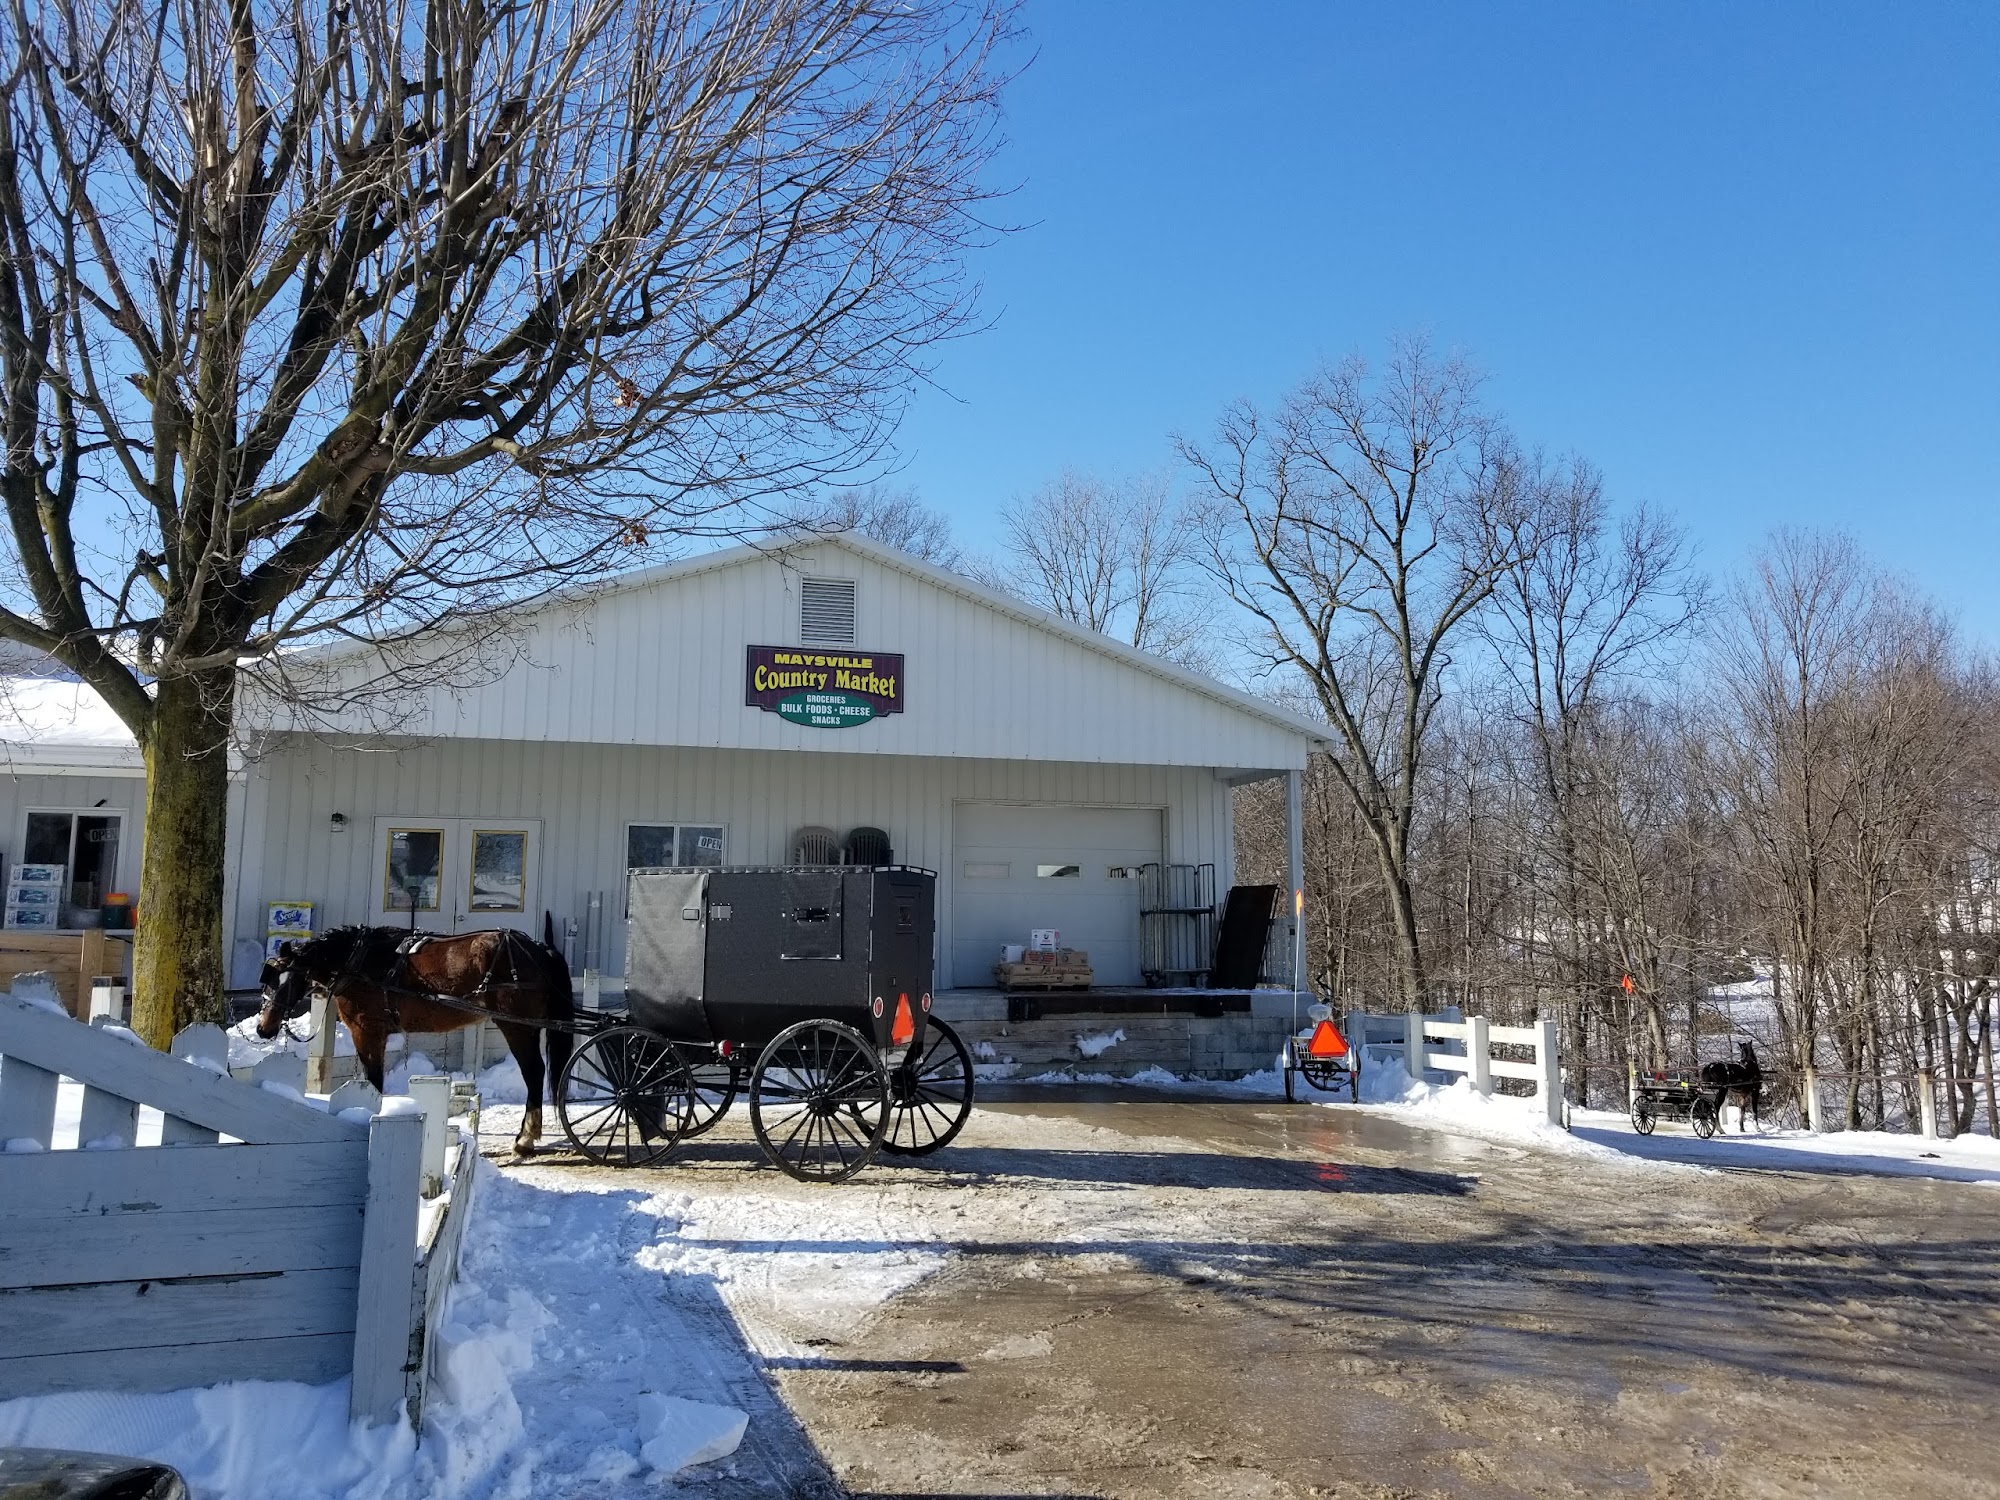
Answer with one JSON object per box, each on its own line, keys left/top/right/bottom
{"left": 370, "top": 817, "right": 542, "bottom": 934}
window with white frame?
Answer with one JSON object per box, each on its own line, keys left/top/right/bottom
{"left": 626, "top": 823, "right": 726, "bottom": 872}
{"left": 13, "top": 807, "right": 126, "bottom": 927}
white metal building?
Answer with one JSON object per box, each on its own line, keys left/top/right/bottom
{"left": 5, "top": 535, "right": 1325, "bottom": 998}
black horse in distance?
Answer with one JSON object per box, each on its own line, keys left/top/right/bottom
{"left": 1700, "top": 1040, "right": 1764, "bottom": 1132}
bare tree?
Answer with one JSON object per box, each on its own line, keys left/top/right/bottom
{"left": 989, "top": 468, "right": 1207, "bottom": 660}
{"left": 1182, "top": 340, "right": 1537, "bottom": 1010}
{"left": 1483, "top": 462, "right": 1706, "bottom": 1073}
{"left": 0, "top": 0, "right": 1012, "bottom": 1042}
{"left": 807, "top": 483, "right": 962, "bottom": 567}
{"left": 1712, "top": 531, "right": 1875, "bottom": 1090}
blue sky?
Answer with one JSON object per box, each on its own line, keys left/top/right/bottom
{"left": 890, "top": 2, "right": 2000, "bottom": 641}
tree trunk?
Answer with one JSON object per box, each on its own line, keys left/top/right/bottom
{"left": 1980, "top": 994, "right": 1997, "bottom": 1139}
{"left": 130, "top": 672, "right": 235, "bottom": 1047}
{"left": 1382, "top": 857, "right": 1426, "bottom": 1012}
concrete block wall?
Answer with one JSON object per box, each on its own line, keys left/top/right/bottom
{"left": 931, "top": 994, "right": 1292, "bottom": 1079}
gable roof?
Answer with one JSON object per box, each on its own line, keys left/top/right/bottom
{"left": 554, "top": 531, "right": 1332, "bottom": 748}
{"left": 9, "top": 532, "right": 1328, "bottom": 776}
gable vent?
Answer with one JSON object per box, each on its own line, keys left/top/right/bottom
{"left": 800, "top": 577, "right": 857, "bottom": 645}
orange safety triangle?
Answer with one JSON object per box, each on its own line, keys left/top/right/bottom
{"left": 891, "top": 992, "right": 916, "bottom": 1046}
{"left": 1306, "top": 1018, "right": 1349, "bottom": 1058}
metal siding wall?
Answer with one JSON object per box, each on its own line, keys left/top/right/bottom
{"left": 235, "top": 740, "right": 1236, "bottom": 980}
{"left": 292, "top": 544, "right": 1310, "bottom": 770}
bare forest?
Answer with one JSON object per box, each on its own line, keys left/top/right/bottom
{"left": 1212, "top": 350, "right": 2000, "bottom": 1137}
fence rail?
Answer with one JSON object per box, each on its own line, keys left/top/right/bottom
{"left": 0, "top": 988, "right": 474, "bottom": 1426}
{"left": 1346, "top": 1008, "right": 1564, "bottom": 1127}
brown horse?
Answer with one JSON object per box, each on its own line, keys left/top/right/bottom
{"left": 257, "top": 919, "right": 575, "bottom": 1155}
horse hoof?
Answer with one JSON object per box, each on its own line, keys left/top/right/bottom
{"left": 513, "top": 1139, "right": 537, "bottom": 1157}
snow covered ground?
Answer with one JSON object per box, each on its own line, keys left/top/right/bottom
{"left": 992, "top": 1043, "right": 2000, "bottom": 1183}
{"left": 0, "top": 1150, "right": 826, "bottom": 1499}
{"left": 1569, "top": 1106, "right": 2000, "bottom": 1185}
{"left": 8, "top": 1027, "right": 1998, "bottom": 1498}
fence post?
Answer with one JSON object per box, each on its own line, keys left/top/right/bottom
{"left": 1802, "top": 1065, "right": 1824, "bottom": 1132}
{"left": 1536, "top": 1018, "right": 1563, "bottom": 1128}
{"left": 1917, "top": 1070, "right": 1938, "bottom": 1139}
{"left": 409, "top": 1075, "right": 451, "bottom": 1197}
{"left": 1404, "top": 1011, "right": 1426, "bottom": 1085}
{"left": 351, "top": 1107, "right": 424, "bottom": 1426}
{"left": 306, "top": 988, "right": 337, "bottom": 1095}
{"left": 1467, "top": 1015, "right": 1492, "bottom": 1095}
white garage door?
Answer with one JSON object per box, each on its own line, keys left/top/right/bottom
{"left": 952, "top": 804, "right": 1163, "bottom": 988}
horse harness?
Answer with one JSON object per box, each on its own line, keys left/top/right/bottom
{"left": 327, "top": 927, "right": 575, "bottom": 1031}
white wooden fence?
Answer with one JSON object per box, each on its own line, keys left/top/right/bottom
{"left": 0, "top": 990, "right": 474, "bottom": 1425}
{"left": 1347, "top": 1009, "right": 1564, "bottom": 1128}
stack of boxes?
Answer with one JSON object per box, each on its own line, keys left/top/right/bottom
{"left": 5, "top": 862, "right": 65, "bottom": 930}
{"left": 992, "top": 928, "right": 1094, "bottom": 990}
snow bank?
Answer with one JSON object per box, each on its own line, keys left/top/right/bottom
{"left": 0, "top": 1382, "right": 414, "bottom": 1500}
{"left": 1345, "top": 1064, "right": 1611, "bottom": 1157}
{"left": 1571, "top": 1107, "right": 2000, "bottom": 1186}
{"left": 383, "top": 1052, "right": 438, "bottom": 1095}
{"left": 0, "top": 1154, "right": 773, "bottom": 1499}
{"left": 476, "top": 1054, "right": 527, "bottom": 1104}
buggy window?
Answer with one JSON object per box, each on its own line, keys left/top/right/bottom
{"left": 780, "top": 870, "right": 844, "bottom": 960}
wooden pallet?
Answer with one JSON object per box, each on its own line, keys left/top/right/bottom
{"left": 994, "top": 953, "right": 1093, "bottom": 991}
{"left": 995, "top": 972, "right": 1094, "bottom": 992}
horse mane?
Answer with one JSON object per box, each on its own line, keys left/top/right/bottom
{"left": 292, "top": 924, "right": 404, "bottom": 983}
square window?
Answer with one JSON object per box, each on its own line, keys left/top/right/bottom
{"left": 469, "top": 830, "right": 527, "bottom": 912}
{"left": 386, "top": 828, "right": 444, "bottom": 911}
{"left": 678, "top": 826, "right": 725, "bottom": 867}
{"left": 627, "top": 824, "right": 676, "bottom": 870}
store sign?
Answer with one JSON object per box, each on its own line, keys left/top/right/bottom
{"left": 746, "top": 645, "right": 904, "bottom": 729}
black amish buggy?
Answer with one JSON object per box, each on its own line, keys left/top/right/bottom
{"left": 554, "top": 865, "right": 974, "bottom": 1182}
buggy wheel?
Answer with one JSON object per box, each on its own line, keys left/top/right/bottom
{"left": 675, "top": 1052, "right": 739, "bottom": 1139}
{"left": 1691, "top": 1096, "right": 1719, "bottom": 1139}
{"left": 881, "top": 1017, "right": 975, "bottom": 1156}
{"left": 749, "top": 1020, "right": 890, "bottom": 1183}
{"left": 1299, "top": 1054, "right": 1348, "bottom": 1093}
{"left": 1631, "top": 1098, "right": 1656, "bottom": 1135}
{"left": 558, "top": 1026, "right": 693, "bottom": 1167}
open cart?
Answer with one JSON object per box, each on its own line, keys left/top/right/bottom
{"left": 1282, "top": 1002, "right": 1359, "bottom": 1103}
{"left": 1630, "top": 1073, "right": 1725, "bottom": 1138}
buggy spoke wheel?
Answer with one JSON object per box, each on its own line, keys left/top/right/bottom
{"left": 1692, "top": 1097, "right": 1719, "bottom": 1139}
{"left": 1299, "top": 1055, "right": 1347, "bottom": 1093}
{"left": 1631, "top": 1100, "right": 1656, "bottom": 1136}
{"left": 749, "top": 1020, "right": 889, "bottom": 1183}
{"left": 880, "top": 1017, "right": 975, "bottom": 1156}
{"left": 674, "top": 1051, "right": 739, "bottom": 1139}
{"left": 558, "top": 1026, "right": 693, "bottom": 1167}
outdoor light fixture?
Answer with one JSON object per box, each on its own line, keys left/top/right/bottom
{"left": 329, "top": 812, "right": 349, "bottom": 831}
